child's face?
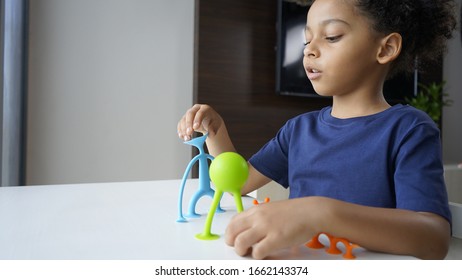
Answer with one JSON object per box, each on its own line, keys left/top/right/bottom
{"left": 303, "top": 0, "right": 384, "bottom": 97}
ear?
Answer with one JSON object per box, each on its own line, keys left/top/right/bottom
{"left": 376, "top": 32, "right": 402, "bottom": 65}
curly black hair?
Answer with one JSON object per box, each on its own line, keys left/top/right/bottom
{"left": 307, "top": 0, "right": 458, "bottom": 77}
{"left": 354, "top": 0, "right": 457, "bottom": 77}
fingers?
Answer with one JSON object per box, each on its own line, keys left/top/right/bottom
{"left": 177, "top": 104, "right": 203, "bottom": 141}
{"left": 226, "top": 206, "right": 280, "bottom": 259}
{"left": 251, "top": 234, "right": 282, "bottom": 260}
{"left": 226, "top": 199, "right": 316, "bottom": 260}
{"left": 225, "top": 212, "right": 251, "bottom": 247}
{"left": 192, "top": 106, "right": 211, "bottom": 134}
{"left": 226, "top": 212, "right": 281, "bottom": 259}
{"left": 177, "top": 104, "right": 221, "bottom": 141}
{"left": 234, "top": 228, "right": 264, "bottom": 257}
{"left": 225, "top": 212, "right": 263, "bottom": 257}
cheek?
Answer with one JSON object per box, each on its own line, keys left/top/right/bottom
{"left": 302, "top": 56, "right": 312, "bottom": 76}
{"left": 326, "top": 51, "right": 368, "bottom": 79}
{"left": 302, "top": 57, "right": 308, "bottom": 71}
{"left": 327, "top": 50, "right": 352, "bottom": 69}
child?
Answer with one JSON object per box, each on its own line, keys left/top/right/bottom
{"left": 177, "top": 0, "right": 457, "bottom": 259}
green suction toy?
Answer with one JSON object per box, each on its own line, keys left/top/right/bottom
{"left": 195, "top": 152, "right": 249, "bottom": 240}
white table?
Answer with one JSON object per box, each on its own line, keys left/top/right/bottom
{"left": 0, "top": 179, "right": 416, "bottom": 260}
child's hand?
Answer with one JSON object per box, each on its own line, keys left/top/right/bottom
{"left": 177, "top": 104, "right": 224, "bottom": 141}
{"left": 225, "top": 197, "right": 321, "bottom": 259}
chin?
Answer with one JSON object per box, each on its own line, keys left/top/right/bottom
{"left": 316, "top": 92, "right": 332, "bottom": 97}
{"left": 310, "top": 85, "right": 333, "bottom": 98}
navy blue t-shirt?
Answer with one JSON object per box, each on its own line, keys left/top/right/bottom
{"left": 249, "top": 104, "right": 451, "bottom": 223}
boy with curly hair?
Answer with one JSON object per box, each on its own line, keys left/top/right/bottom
{"left": 177, "top": 0, "right": 457, "bottom": 259}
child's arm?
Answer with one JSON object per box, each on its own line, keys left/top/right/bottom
{"left": 225, "top": 196, "right": 451, "bottom": 260}
{"left": 177, "top": 104, "right": 272, "bottom": 193}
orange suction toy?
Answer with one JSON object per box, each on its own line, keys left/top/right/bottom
{"left": 252, "top": 197, "right": 270, "bottom": 205}
{"left": 306, "top": 232, "right": 360, "bottom": 259}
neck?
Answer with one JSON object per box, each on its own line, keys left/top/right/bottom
{"left": 331, "top": 91, "right": 390, "bottom": 119}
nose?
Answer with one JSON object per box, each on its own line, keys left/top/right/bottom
{"left": 303, "top": 41, "right": 319, "bottom": 58}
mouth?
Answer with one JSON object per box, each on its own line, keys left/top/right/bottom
{"left": 306, "top": 66, "right": 322, "bottom": 80}
{"left": 308, "top": 67, "right": 319, "bottom": 72}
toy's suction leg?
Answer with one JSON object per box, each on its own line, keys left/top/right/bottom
{"left": 176, "top": 156, "right": 199, "bottom": 223}
{"left": 176, "top": 215, "right": 187, "bottom": 223}
{"left": 343, "top": 242, "right": 359, "bottom": 260}
{"left": 177, "top": 202, "right": 187, "bottom": 223}
{"left": 216, "top": 202, "right": 225, "bottom": 213}
{"left": 208, "top": 190, "right": 225, "bottom": 213}
{"left": 185, "top": 189, "right": 226, "bottom": 218}
{"left": 176, "top": 177, "right": 188, "bottom": 223}
{"left": 196, "top": 190, "right": 223, "bottom": 240}
{"left": 232, "top": 191, "right": 244, "bottom": 213}
{"left": 186, "top": 191, "right": 204, "bottom": 218}
{"left": 305, "top": 233, "right": 325, "bottom": 249}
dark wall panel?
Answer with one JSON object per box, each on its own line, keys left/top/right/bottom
{"left": 195, "top": 0, "right": 329, "bottom": 160}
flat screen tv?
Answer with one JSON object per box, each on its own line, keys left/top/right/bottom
{"left": 275, "top": 0, "right": 418, "bottom": 102}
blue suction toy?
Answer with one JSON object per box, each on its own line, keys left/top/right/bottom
{"left": 177, "top": 133, "right": 224, "bottom": 223}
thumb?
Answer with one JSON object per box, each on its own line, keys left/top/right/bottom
{"left": 202, "top": 118, "right": 211, "bottom": 134}
{"left": 202, "top": 118, "right": 217, "bottom": 136}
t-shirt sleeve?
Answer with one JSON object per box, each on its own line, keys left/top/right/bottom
{"left": 249, "top": 122, "right": 291, "bottom": 188}
{"left": 394, "top": 122, "right": 451, "bottom": 224}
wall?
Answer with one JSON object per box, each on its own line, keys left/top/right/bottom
{"left": 443, "top": 0, "right": 462, "bottom": 164}
{"left": 27, "top": 0, "right": 194, "bottom": 185}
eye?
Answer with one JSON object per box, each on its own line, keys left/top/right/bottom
{"left": 325, "top": 35, "right": 342, "bottom": 42}
{"left": 303, "top": 41, "right": 310, "bottom": 46}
